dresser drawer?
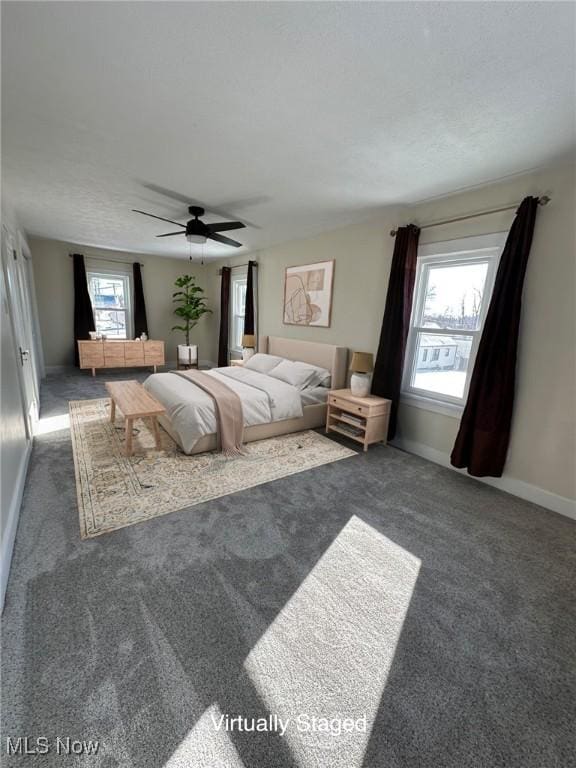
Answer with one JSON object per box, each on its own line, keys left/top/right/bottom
{"left": 124, "top": 342, "right": 145, "bottom": 363}
{"left": 78, "top": 342, "right": 104, "bottom": 367}
{"left": 80, "top": 351, "right": 105, "bottom": 367}
{"left": 103, "top": 359, "right": 126, "bottom": 368}
{"left": 144, "top": 341, "right": 164, "bottom": 362}
{"left": 78, "top": 341, "right": 101, "bottom": 351}
{"left": 103, "top": 342, "right": 125, "bottom": 356}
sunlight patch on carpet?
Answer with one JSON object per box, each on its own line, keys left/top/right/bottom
{"left": 244, "top": 516, "right": 420, "bottom": 767}
{"left": 164, "top": 704, "right": 245, "bottom": 768}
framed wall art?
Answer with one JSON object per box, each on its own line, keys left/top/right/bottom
{"left": 283, "top": 260, "right": 334, "bottom": 327}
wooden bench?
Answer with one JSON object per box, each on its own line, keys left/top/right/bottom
{"left": 105, "top": 380, "right": 166, "bottom": 457}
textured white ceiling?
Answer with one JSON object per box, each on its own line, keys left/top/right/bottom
{"left": 2, "top": 2, "right": 574, "bottom": 259}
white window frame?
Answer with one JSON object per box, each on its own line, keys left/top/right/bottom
{"left": 230, "top": 271, "right": 248, "bottom": 354}
{"left": 87, "top": 270, "right": 132, "bottom": 340}
{"left": 401, "top": 233, "right": 506, "bottom": 417}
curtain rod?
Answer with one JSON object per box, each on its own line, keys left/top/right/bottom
{"left": 389, "top": 195, "right": 550, "bottom": 237}
{"left": 218, "top": 261, "right": 258, "bottom": 276}
{"left": 69, "top": 254, "right": 143, "bottom": 266}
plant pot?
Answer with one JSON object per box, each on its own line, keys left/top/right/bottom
{"left": 178, "top": 344, "right": 198, "bottom": 368}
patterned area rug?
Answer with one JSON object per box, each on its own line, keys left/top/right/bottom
{"left": 70, "top": 398, "right": 356, "bottom": 538}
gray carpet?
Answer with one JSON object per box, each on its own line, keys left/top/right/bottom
{"left": 1, "top": 369, "right": 575, "bottom": 768}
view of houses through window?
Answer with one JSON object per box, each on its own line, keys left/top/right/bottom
{"left": 87, "top": 272, "right": 131, "bottom": 338}
{"left": 403, "top": 237, "right": 503, "bottom": 405}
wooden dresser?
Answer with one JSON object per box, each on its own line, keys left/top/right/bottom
{"left": 77, "top": 340, "right": 165, "bottom": 376}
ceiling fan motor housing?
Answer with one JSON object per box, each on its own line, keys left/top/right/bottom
{"left": 186, "top": 218, "right": 208, "bottom": 236}
{"left": 133, "top": 203, "right": 244, "bottom": 246}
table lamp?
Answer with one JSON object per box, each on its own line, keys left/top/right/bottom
{"left": 242, "top": 334, "right": 256, "bottom": 361}
{"left": 349, "top": 351, "right": 374, "bottom": 396}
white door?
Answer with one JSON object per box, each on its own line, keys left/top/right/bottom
{"left": 1, "top": 227, "right": 38, "bottom": 436}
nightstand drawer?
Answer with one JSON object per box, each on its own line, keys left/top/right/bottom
{"left": 329, "top": 394, "right": 369, "bottom": 417}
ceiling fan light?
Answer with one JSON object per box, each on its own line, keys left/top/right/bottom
{"left": 186, "top": 234, "right": 207, "bottom": 244}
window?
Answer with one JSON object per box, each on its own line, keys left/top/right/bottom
{"left": 87, "top": 272, "right": 131, "bottom": 339}
{"left": 402, "top": 233, "right": 505, "bottom": 413}
{"left": 230, "top": 273, "right": 247, "bottom": 352}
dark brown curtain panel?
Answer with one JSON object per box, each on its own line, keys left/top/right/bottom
{"left": 371, "top": 224, "right": 420, "bottom": 439}
{"left": 132, "top": 262, "right": 149, "bottom": 338}
{"left": 72, "top": 253, "right": 95, "bottom": 366}
{"left": 451, "top": 196, "right": 539, "bottom": 477}
{"left": 218, "top": 266, "right": 232, "bottom": 367}
{"left": 243, "top": 260, "right": 257, "bottom": 337}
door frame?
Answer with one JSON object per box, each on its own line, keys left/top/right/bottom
{"left": 1, "top": 225, "right": 39, "bottom": 436}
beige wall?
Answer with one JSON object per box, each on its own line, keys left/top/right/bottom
{"left": 30, "top": 238, "right": 214, "bottom": 368}
{"left": 28, "top": 162, "right": 576, "bottom": 502}
{"left": 209, "top": 162, "right": 575, "bottom": 501}
{"left": 203, "top": 206, "right": 403, "bottom": 362}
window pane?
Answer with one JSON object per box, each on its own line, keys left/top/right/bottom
{"left": 233, "top": 315, "right": 244, "bottom": 349}
{"left": 411, "top": 332, "right": 474, "bottom": 399}
{"left": 88, "top": 276, "right": 126, "bottom": 310}
{"left": 422, "top": 262, "right": 488, "bottom": 331}
{"left": 233, "top": 281, "right": 247, "bottom": 315}
{"left": 94, "top": 309, "right": 127, "bottom": 338}
{"left": 231, "top": 277, "right": 247, "bottom": 350}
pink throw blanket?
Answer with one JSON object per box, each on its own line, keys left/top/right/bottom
{"left": 172, "top": 370, "right": 244, "bottom": 456}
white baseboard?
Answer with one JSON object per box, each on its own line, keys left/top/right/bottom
{"left": 45, "top": 364, "right": 75, "bottom": 374}
{"left": 391, "top": 437, "right": 576, "bottom": 521}
{"left": 1, "top": 441, "right": 32, "bottom": 613}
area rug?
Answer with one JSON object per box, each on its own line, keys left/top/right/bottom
{"left": 69, "top": 398, "right": 356, "bottom": 538}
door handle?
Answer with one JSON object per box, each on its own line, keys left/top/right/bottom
{"left": 19, "top": 347, "right": 30, "bottom": 365}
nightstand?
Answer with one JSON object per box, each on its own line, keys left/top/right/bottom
{"left": 326, "top": 388, "right": 391, "bottom": 451}
{"left": 230, "top": 359, "right": 244, "bottom": 367}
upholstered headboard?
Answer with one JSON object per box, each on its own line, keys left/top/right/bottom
{"left": 258, "top": 336, "right": 348, "bottom": 390}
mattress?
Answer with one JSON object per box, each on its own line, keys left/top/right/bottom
{"left": 144, "top": 366, "right": 304, "bottom": 454}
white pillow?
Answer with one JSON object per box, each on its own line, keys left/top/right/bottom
{"left": 243, "top": 353, "right": 285, "bottom": 374}
{"left": 267, "top": 360, "right": 319, "bottom": 391}
{"left": 299, "top": 362, "right": 332, "bottom": 388}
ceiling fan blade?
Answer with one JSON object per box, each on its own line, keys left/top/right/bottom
{"left": 208, "top": 232, "right": 242, "bottom": 248}
{"left": 132, "top": 209, "right": 186, "bottom": 228}
{"left": 156, "top": 231, "right": 186, "bottom": 238}
{"left": 138, "top": 183, "right": 261, "bottom": 228}
{"left": 206, "top": 222, "right": 246, "bottom": 233}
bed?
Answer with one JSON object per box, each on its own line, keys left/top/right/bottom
{"left": 143, "top": 336, "right": 348, "bottom": 454}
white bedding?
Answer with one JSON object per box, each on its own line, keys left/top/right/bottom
{"left": 143, "top": 366, "right": 304, "bottom": 454}
{"left": 300, "top": 386, "right": 329, "bottom": 406}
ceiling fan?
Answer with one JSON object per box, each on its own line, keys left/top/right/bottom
{"left": 132, "top": 205, "right": 245, "bottom": 247}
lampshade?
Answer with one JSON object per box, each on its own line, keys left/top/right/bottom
{"left": 349, "top": 351, "right": 374, "bottom": 373}
{"left": 242, "top": 334, "right": 256, "bottom": 348}
{"left": 186, "top": 234, "right": 207, "bottom": 244}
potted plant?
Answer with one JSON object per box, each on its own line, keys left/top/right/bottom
{"left": 172, "top": 275, "right": 212, "bottom": 368}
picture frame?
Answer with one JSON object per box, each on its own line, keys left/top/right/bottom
{"left": 283, "top": 259, "right": 335, "bottom": 328}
